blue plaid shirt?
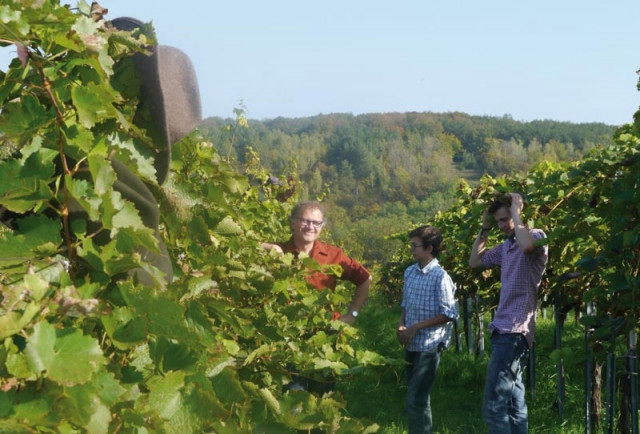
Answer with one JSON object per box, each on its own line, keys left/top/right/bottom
{"left": 401, "top": 258, "right": 458, "bottom": 352}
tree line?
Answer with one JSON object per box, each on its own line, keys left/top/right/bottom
{"left": 200, "top": 112, "right": 616, "bottom": 264}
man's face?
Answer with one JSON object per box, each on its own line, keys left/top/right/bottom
{"left": 493, "top": 207, "right": 514, "bottom": 236}
{"left": 291, "top": 208, "right": 324, "bottom": 244}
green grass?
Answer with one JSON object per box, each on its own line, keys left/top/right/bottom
{"left": 338, "top": 297, "right": 589, "bottom": 433}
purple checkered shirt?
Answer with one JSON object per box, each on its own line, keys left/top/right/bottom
{"left": 481, "top": 229, "right": 548, "bottom": 347}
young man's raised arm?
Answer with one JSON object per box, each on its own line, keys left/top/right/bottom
{"left": 469, "top": 210, "right": 492, "bottom": 268}
{"left": 510, "top": 193, "right": 536, "bottom": 253}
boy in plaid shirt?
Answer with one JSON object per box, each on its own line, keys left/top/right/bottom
{"left": 397, "top": 225, "right": 458, "bottom": 434}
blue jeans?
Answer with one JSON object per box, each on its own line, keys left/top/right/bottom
{"left": 405, "top": 349, "right": 441, "bottom": 434}
{"left": 482, "top": 333, "right": 530, "bottom": 434}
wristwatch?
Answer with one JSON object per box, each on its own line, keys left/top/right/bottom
{"left": 351, "top": 310, "right": 359, "bottom": 318}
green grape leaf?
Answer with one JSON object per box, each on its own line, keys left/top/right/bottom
{"left": 278, "top": 392, "right": 326, "bottom": 429}
{"left": 258, "top": 387, "right": 281, "bottom": 415}
{"left": 93, "top": 370, "right": 126, "bottom": 407}
{"left": 21, "top": 147, "right": 56, "bottom": 178}
{"left": 534, "top": 237, "right": 549, "bottom": 247}
{"left": 119, "top": 284, "right": 194, "bottom": 344}
{"left": 25, "top": 321, "right": 105, "bottom": 385}
{"left": 147, "top": 371, "right": 185, "bottom": 419}
{"left": 71, "top": 16, "right": 104, "bottom": 51}
{"left": 211, "top": 367, "right": 246, "bottom": 405}
{"left": 356, "top": 350, "right": 391, "bottom": 366}
{"left": 0, "top": 6, "right": 29, "bottom": 35}
{"left": 0, "top": 391, "right": 10, "bottom": 419}
{"left": 338, "top": 419, "right": 380, "bottom": 434}
{"left": 99, "top": 191, "right": 144, "bottom": 232}
{"left": 0, "top": 95, "right": 50, "bottom": 137}
{"left": 112, "top": 201, "right": 145, "bottom": 230}
{"left": 0, "top": 159, "right": 54, "bottom": 213}
{"left": 149, "top": 338, "right": 197, "bottom": 372}
{"left": 219, "top": 173, "right": 249, "bottom": 194}
{"left": 63, "top": 122, "right": 96, "bottom": 159}
{"left": 5, "top": 345, "right": 37, "bottom": 380}
{"left": 102, "top": 253, "right": 140, "bottom": 276}
{"left": 51, "top": 27, "right": 83, "bottom": 53}
{"left": 10, "top": 398, "right": 50, "bottom": 428}
{"left": 313, "top": 359, "right": 348, "bottom": 373}
{"left": 88, "top": 154, "right": 117, "bottom": 195}
{"left": 0, "top": 313, "right": 24, "bottom": 341}
{"left": 108, "top": 133, "right": 157, "bottom": 182}
{"left": 0, "top": 214, "right": 62, "bottom": 267}
{"left": 222, "top": 339, "right": 241, "bottom": 356}
{"left": 180, "top": 372, "right": 229, "bottom": 421}
{"left": 59, "top": 382, "right": 111, "bottom": 433}
{"left": 215, "top": 215, "right": 244, "bottom": 235}
{"left": 84, "top": 403, "right": 112, "bottom": 434}
{"left": 65, "top": 175, "right": 102, "bottom": 221}
{"left": 71, "top": 82, "right": 119, "bottom": 128}
{"left": 101, "top": 307, "right": 148, "bottom": 350}
{"left": 243, "top": 344, "right": 273, "bottom": 367}
{"left": 112, "top": 316, "right": 148, "bottom": 345}
{"left": 184, "top": 301, "right": 218, "bottom": 347}
{"left": 0, "top": 287, "right": 44, "bottom": 337}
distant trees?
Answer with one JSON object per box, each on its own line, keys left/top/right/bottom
{"left": 483, "top": 138, "right": 529, "bottom": 175}
{"left": 199, "top": 111, "right": 616, "bottom": 264}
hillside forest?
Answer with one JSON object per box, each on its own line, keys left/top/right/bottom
{"left": 199, "top": 112, "right": 616, "bottom": 264}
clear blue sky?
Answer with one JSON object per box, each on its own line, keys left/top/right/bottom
{"left": 2, "top": 0, "right": 639, "bottom": 125}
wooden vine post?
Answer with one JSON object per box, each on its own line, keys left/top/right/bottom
{"left": 630, "top": 329, "right": 638, "bottom": 434}
{"left": 554, "top": 290, "right": 565, "bottom": 417}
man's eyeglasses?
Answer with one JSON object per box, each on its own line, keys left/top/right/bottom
{"left": 409, "top": 243, "right": 425, "bottom": 250}
{"left": 296, "top": 218, "right": 324, "bottom": 228}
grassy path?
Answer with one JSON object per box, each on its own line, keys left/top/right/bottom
{"left": 339, "top": 296, "right": 589, "bottom": 433}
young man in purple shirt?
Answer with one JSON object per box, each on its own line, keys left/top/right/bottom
{"left": 469, "top": 193, "right": 548, "bottom": 434}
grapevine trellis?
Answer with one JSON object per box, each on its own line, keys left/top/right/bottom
{"left": 0, "top": 2, "right": 391, "bottom": 432}
{"left": 380, "top": 100, "right": 640, "bottom": 431}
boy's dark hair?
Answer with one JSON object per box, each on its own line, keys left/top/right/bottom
{"left": 409, "top": 225, "right": 443, "bottom": 257}
{"left": 487, "top": 192, "right": 523, "bottom": 215}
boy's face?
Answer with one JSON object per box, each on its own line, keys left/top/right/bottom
{"left": 410, "top": 236, "right": 433, "bottom": 265}
{"left": 493, "top": 206, "right": 515, "bottom": 236}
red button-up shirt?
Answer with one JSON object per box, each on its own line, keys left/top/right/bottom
{"left": 277, "top": 238, "right": 370, "bottom": 290}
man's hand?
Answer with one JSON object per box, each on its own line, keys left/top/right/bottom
{"left": 396, "top": 325, "right": 407, "bottom": 345}
{"left": 261, "top": 242, "right": 283, "bottom": 254}
{"left": 340, "top": 312, "right": 356, "bottom": 325}
{"left": 481, "top": 209, "right": 493, "bottom": 229}
{"left": 397, "top": 324, "right": 417, "bottom": 347}
{"left": 509, "top": 193, "right": 524, "bottom": 216}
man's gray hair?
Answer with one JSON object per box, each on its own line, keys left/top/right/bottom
{"left": 289, "top": 201, "right": 325, "bottom": 222}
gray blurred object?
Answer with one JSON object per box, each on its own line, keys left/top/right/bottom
{"left": 107, "top": 16, "right": 203, "bottom": 286}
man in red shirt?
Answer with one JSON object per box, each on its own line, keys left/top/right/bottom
{"left": 263, "top": 201, "right": 372, "bottom": 395}
{"left": 262, "top": 201, "right": 371, "bottom": 324}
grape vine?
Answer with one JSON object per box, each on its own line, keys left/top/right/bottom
{"left": 0, "top": 2, "right": 387, "bottom": 432}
